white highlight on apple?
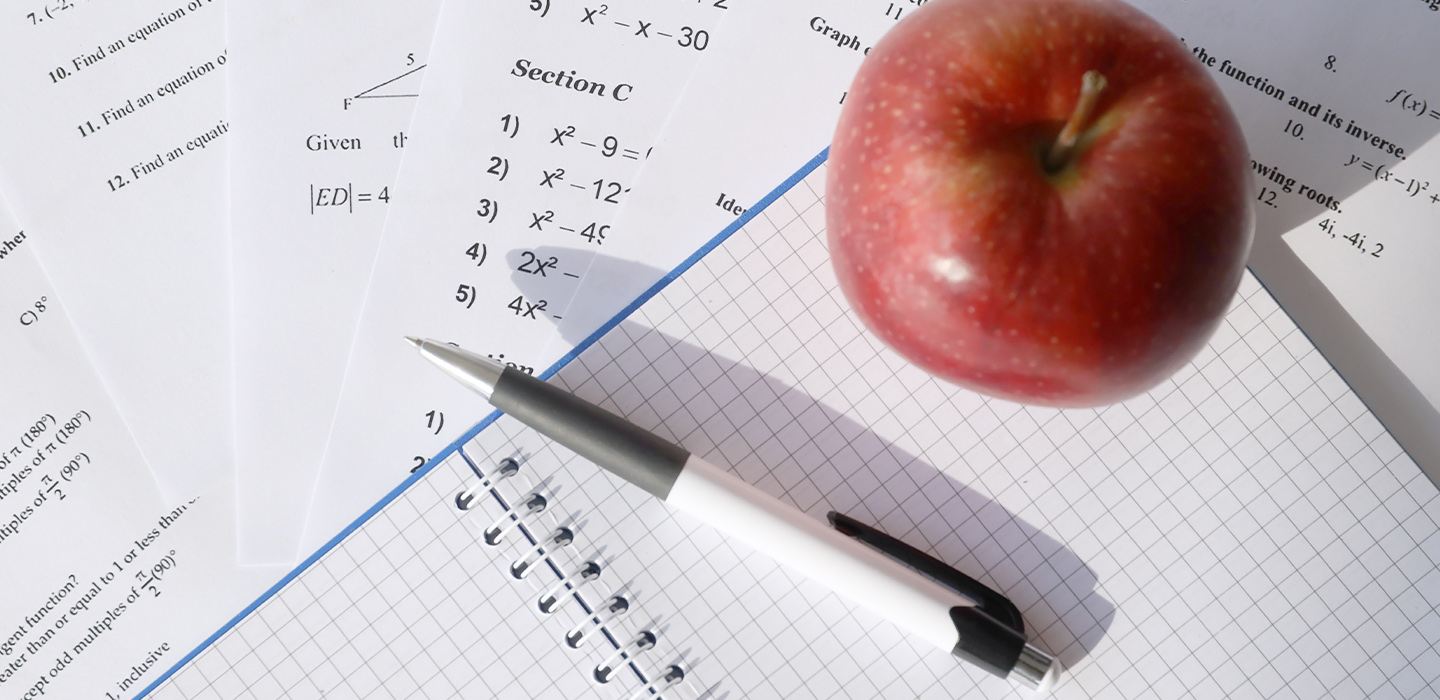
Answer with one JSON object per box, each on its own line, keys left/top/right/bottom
{"left": 930, "top": 255, "right": 973, "bottom": 285}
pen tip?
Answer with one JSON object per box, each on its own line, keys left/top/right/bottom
{"left": 404, "top": 336, "right": 423, "bottom": 349}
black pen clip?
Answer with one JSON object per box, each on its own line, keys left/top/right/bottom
{"left": 827, "top": 511, "right": 1025, "bottom": 636}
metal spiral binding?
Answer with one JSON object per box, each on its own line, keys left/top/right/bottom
{"left": 566, "top": 595, "right": 629, "bottom": 648}
{"left": 455, "top": 456, "right": 519, "bottom": 510}
{"left": 483, "top": 492, "right": 547, "bottom": 545}
{"left": 511, "top": 526, "right": 574, "bottom": 579}
{"left": 626, "top": 666, "right": 685, "bottom": 700}
{"left": 539, "top": 561, "right": 602, "bottom": 613}
{"left": 594, "top": 631, "right": 657, "bottom": 683}
{"left": 455, "top": 452, "right": 687, "bottom": 699}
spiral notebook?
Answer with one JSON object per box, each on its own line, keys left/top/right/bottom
{"left": 139, "top": 156, "right": 1439, "bottom": 700}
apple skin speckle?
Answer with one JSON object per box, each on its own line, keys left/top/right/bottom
{"left": 826, "top": 0, "right": 1253, "bottom": 408}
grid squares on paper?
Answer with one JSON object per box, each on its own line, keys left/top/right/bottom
{"left": 550, "top": 163, "right": 1440, "bottom": 699}
{"left": 144, "top": 436, "right": 700, "bottom": 700}
{"left": 150, "top": 161, "right": 1437, "bottom": 700}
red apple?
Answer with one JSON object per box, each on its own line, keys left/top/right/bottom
{"left": 826, "top": 0, "right": 1252, "bottom": 407}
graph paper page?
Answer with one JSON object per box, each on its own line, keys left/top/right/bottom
{"left": 146, "top": 161, "right": 1439, "bottom": 700}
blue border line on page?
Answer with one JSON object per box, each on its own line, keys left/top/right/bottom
{"left": 132, "top": 147, "right": 829, "bottom": 700}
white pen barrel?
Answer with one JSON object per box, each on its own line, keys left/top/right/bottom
{"left": 416, "top": 339, "right": 1052, "bottom": 689}
{"left": 666, "top": 454, "right": 971, "bottom": 653}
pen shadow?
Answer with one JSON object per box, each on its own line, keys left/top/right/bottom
{"left": 547, "top": 318, "right": 1116, "bottom": 675}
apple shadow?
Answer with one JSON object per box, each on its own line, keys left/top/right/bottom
{"left": 543, "top": 314, "right": 1116, "bottom": 675}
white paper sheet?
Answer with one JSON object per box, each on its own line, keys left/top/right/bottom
{"left": 301, "top": 0, "right": 735, "bottom": 554}
{"left": 227, "top": 0, "right": 444, "bottom": 564}
{"left": 0, "top": 0, "right": 233, "bottom": 501}
{"left": 0, "top": 202, "right": 281, "bottom": 699}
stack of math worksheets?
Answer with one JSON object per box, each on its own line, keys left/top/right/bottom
{"left": 1, "top": 2, "right": 1438, "bottom": 699}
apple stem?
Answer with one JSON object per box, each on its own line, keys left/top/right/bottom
{"left": 1045, "top": 70, "right": 1107, "bottom": 173}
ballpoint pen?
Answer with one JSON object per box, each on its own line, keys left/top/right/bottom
{"left": 407, "top": 336, "right": 1060, "bottom": 693}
